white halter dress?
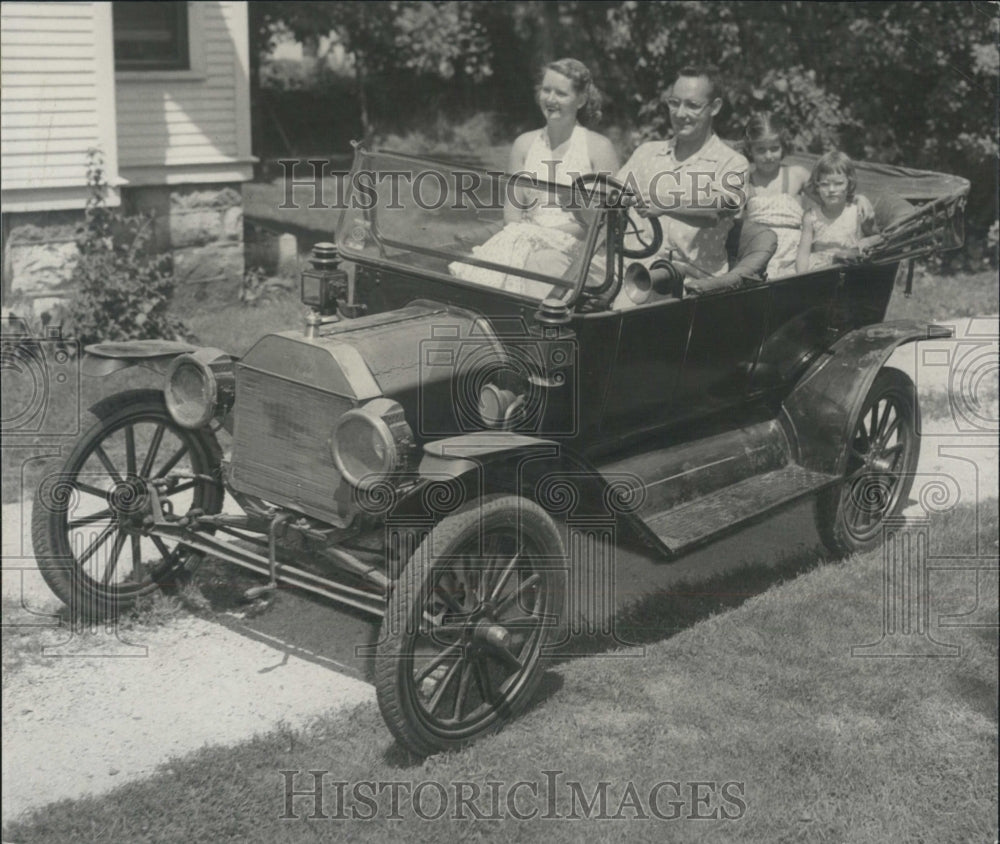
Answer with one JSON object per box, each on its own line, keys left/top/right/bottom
{"left": 450, "top": 126, "right": 592, "bottom": 296}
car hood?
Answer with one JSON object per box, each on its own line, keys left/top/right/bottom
{"left": 239, "top": 300, "right": 504, "bottom": 406}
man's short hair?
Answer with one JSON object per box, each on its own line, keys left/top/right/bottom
{"left": 674, "top": 65, "right": 722, "bottom": 102}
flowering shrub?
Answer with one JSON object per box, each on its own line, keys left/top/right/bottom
{"left": 65, "top": 151, "right": 187, "bottom": 345}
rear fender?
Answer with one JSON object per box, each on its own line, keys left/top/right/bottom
{"left": 782, "top": 320, "right": 952, "bottom": 475}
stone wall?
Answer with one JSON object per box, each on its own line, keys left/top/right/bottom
{"left": 1, "top": 210, "right": 83, "bottom": 318}
{"left": 1, "top": 182, "right": 245, "bottom": 318}
{"left": 125, "top": 182, "right": 245, "bottom": 313}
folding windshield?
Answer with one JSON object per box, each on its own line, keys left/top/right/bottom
{"left": 336, "top": 148, "right": 607, "bottom": 303}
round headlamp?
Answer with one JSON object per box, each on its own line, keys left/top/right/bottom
{"left": 164, "top": 353, "right": 218, "bottom": 429}
{"left": 331, "top": 398, "right": 412, "bottom": 488}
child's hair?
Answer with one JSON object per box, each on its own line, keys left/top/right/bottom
{"left": 808, "top": 150, "right": 858, "bottom": 202}
{"left": 743, "top": 112, "right": 792, "bottom": 157}
{"left": 539, "top": 57, "right": 603, "bottom": 124}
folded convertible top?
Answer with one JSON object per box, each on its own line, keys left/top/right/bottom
{"left": 783, "top": 152, "right": 970, "bottom": 203}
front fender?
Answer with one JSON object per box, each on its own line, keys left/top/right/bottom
{"left": 387, "top": 431, "right": 659, "bottom": 547}
{"left": 81, "top": 340, "right": 221, "bottom": 377}
{"left": 782, "top": 319, "right": 952, "bottom": 474}
{"left": 405, "top": 433, "right": 567, "bottom": 517}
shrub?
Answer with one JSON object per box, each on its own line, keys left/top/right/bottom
{"left": 239, "top": 266, "right": 289, "bottom": 307}
{"left": 64, "top": 151, "right": 187, "bottom": 345}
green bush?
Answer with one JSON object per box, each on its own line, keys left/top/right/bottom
{"left": 65, "top": 152, "right": 187, "bottom": 346}
{"left": 239, "top": 266, "right": 290, "bottom": 307}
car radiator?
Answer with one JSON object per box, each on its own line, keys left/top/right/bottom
{"left": 229, "top": 363, "right": 355, "bottom": 526}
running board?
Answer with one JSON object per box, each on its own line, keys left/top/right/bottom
{"left": 644, "top": 465, "right": 840, "bottom": 553}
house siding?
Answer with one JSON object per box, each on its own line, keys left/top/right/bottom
{"left": 115, "top": 0, "right": 253, "bottom": 185}
{"left": 0, "top": 1, "right": 119, "bottom": 210}
{"left": 1, "top": 1, "right": 250, "bottom": 311}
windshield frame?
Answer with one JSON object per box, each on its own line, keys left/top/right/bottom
{"left": 335, "top": 147, "right": 613, "bottom": 306}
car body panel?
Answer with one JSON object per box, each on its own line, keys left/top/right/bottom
{"left": 782, "top": 319, "right": 953, "bottom": 474}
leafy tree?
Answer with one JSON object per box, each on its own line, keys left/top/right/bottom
{"left": 251, "top": 1, "right": 491, "bottom": 136}
{"left": 249, "top": 0, "right": 997, "bottom": 231}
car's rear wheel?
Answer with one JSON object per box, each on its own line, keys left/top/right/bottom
{"left": 375, "top": 494, "right": 563, "bottom": 756}
{"left": 816, "top": 368, "right": 919, "bottom": 556}
{"left": 31, "top": 389, "right": 223, "bottom": 619}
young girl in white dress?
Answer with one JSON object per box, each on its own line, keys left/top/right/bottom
{"left": 742, "top": 113, "right": 810, "bottom": 279}
{"left": 797, "top": 151, "right": 876, "bottom": 273}
{"left": 449, "top": 58, "right": 619, "bottom": 296}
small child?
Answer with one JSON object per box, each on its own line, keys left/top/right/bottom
{"left": 797, "top": 151, "right": 875, "bottom": 273}
{"left": 743, "top": 113, "right": 810, "bottom": 278}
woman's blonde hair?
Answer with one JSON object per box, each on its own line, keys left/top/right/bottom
{"left": 539, "top": 57, "right": 603, "bottom": 124}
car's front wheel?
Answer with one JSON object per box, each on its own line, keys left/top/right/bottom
{"left": 31, "top": 389, "right": 223, "bottom": 619}
{"left": 816, "top": 368, "right": 920, "bottom": 556}
{"left": 375, "top": 494, "right": 563, "bottom": 756}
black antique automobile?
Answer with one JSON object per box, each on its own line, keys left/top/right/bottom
{"left": 33, "top": 147, "right": 968, "bottom": 755}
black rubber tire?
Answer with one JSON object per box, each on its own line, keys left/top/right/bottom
{"left": 816, "top": 368, "right": 920, "bottom": 556}
{"left": 375, "top": 494, "right": 564, "bottom": 756}
{"left": 31, "top": 389, "right": 223, "bottom": 619}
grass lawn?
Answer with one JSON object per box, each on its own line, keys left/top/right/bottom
{"left": 5, "top": 500, "right": 996, "bottom": 843}
{"left": 885, "top": 266, "right": 999, "bottom": 323}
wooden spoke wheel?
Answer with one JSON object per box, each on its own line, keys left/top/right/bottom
{"left": 375, "top": 495, "right": 563, "bottom": 756}
{"left": 817, "top": 369, "right": 920, "bottom": 555}
{"left": 31, "top": 390, "right": 223, "bottom": 619}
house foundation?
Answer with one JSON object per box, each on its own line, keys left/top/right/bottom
{"left": 1, "top": 183, "right": 245, "bottom": 320}
{"left": 125, "top": 182, "right": 245, "bottom": 312}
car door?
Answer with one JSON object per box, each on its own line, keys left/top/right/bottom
{"left": 668, "top": 286, "right": 771, "bottom": 420}
{"left": 746, "top": 270, "right": 841, "bottom": 397}
{"left": 599, "top": 297, "right": 694, "bottom": 434}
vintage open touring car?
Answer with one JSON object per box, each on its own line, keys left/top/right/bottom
{"left": 33, "top": 146, "right": 968, "bottom": 755}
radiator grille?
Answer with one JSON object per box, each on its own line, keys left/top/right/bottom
{"left": 230, "top": 365, "right": 354, "bottom": 524}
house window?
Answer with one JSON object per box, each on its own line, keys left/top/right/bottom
{"left": 113, "top": 2, "right": 189, "bottom": 71}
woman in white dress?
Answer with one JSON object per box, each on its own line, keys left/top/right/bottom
{"left": 449, "top": 58, "right": 619, "bottom": 296}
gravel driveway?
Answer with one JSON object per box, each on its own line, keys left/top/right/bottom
{"left": 2, "top": 316, "right": 996, "bottom": 827}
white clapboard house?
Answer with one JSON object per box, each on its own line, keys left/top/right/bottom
{"left": 1, "top": 1, "right": 253, "bottom": 312}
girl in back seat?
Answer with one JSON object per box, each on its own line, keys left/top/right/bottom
{"left": 743, "top": 113, "right": 810, "bottom": 279}
{"left": 797, "top": 151, "right": 876, "bottom": 273}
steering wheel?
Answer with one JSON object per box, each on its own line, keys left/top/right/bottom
{"left": 571, "top": 174, "right": 664, "bottom": 260}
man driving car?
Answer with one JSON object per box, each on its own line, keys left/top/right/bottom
{"left": 617, "top": 66, "right": 749, "bottom": 277}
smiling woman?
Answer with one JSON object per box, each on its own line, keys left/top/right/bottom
{"left": 447, "top": 58, "right": 619, "bottom": 295}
